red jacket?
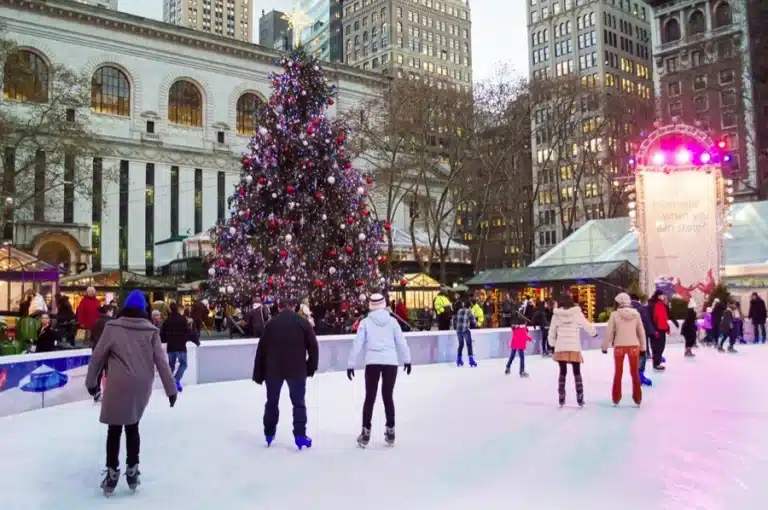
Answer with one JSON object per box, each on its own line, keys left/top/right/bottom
{"left": 653, "top": 300, "right": 670, "bottom": 333}
{"left": 76, "top": 295, "right": 102, "bottom": 330}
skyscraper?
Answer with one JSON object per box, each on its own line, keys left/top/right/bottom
{"left": 258, "top": 9, "right": 290, "bottom": 51}
{"left": 528, "top": 0, "right": 655, "bottom": 254}
{"left": 163, "top": 0, "right": 253, "bottom": 42}
{"left": 257, "top": 1, "right": 343, "bottom": 63}
{"left": 341, "top": 0, "right": 472, "bottom": 92}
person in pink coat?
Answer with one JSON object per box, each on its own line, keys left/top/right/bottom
{"left": 505, "top": 324, "right": 531, "bottom": 377}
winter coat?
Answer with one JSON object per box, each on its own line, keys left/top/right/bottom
{"left": 191, "top": 301, "right": 208, "bottom": 323}
{"left": 245, "top": 305, "right": 270, "bottom": 337}
{"left": 28, "top": 294, "right": 47, "bottom": 316}
{"left": 681, "top": 309, "right": 698, "bottom": 341}
{"left": 601, "top": 307, "right": 647, "bottom": 351}
{"left": 712, "top": 302, "right": 725, "bottom": 334}
{"left": 90, "top": 314, "right": 112, "bottom": 349}
{"left": 76, "top": 295, "right": 101, "bottom": 330}
{"left": 348, "top": 309, "right": 411, "bottom": 367}
{"left": 631, "top": 300, "right": 655, "bottom": 337}
{"left": 719, "top": 309, "right": 734, "bottom": 335}
{"left": 160, "top": 312, "right": 199, "bottom": 353}
{"left": 748, "top": 296, "right": 767, "bottom": 325}
{"left": 84, "top": 311, "right": 177, "bottom": 425}
{"left": 34, "top": 326, "right": 58, "bottom": 353}
{"left": 299, "top": 303, "right": 315, "bottom": 328}
{"left": 532, "top": 307, "right": 549, "bottom": 328}
{"left": 548, "top": 306, "right": 597, "bottom": 352}
{"left": 252, "top": 310, "right": 319, "bottom": 383}
{"left": 509, "top": 326, "right": 531, "bottom": 350}
{"left": 702, "top": 312, "right": 712, "bottom": 331}
{"left": 471, "top": 303, "right": 485, "bottom": 327}
{"left": 651, "top": 299, "right": 670, "bottom": 333}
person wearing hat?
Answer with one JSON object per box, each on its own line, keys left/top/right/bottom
{"left": 601, "top": 292, "right": 647, "bottom": 407}
{"left": 347, "top": 293, "right": 412, "bottom": 448}
{"left": 85, "top": 290, "right": 178, "bottom": 496}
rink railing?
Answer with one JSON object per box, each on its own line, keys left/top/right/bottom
{"left": 0, "top": 322, "right": 690, "bottom": 417}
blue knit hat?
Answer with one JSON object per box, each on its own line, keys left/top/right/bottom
{"left": 123, "top": 290, "right": 147, "bottom": 311}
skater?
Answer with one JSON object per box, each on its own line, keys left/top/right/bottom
{"left": 84, "top": 290, "right": 178, "bottom": 496}
{"left": 452, "top": 298, "right": 478, "bottom": 367}
{"left": 711, "top": 298, "right": 725, "bottom": 347}
{"left": 500, "top": 293, "right": 515, "bottom": 328}
{"left": 601, "top": 293, "right": 646, "bottom": 407}
{"left": 630, "top": 293, "right": 654, "bottom": 386}
{"left": 733, "top": 302, "right": 745, "bottom": 344}
{"left": 548, "top": 296, "right": 597, "bottom": 407}
{"left": 505, "top": 320, "right": 531, "bottom": 377}
{"left": 244, "top": 296, "right": 270, "bottom": 338}
{"left": 160, "top": 302, "right": 200, "bottom": 392}
{"left": 717, "top": 301, "right": 737, "bottom": 353}
{"left": 532, "top": 300, "right": 550, "bottom": 356}
{"left": 748, "top": 292, "right": 766, "bottom": 343}
{"left": 252, "top": 298, "right": 318, "bottom": 449}
{"left": 648, "top": 291, "right": 677, "bottom": 370}
{"left": 347, "top": 293, "right": 412, "bottom": 447}
{"left": 681, "top": 301, "right": 698, "bottom": 357}
{"left": 702, "top": 307, "right": 714, "bottom": 346}
{"left": 76, "top": 286, "right": 101, "bottom": 346}
{"left": 433, "top": 291, "right": 452, "bottom": 331}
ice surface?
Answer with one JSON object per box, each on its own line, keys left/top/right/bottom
{"left": 2, "top": 345, "right": 768, "bottom": 510}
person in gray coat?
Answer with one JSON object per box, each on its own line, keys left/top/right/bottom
{"left": 85, "top": 290, "right": 178, "bottom": 496}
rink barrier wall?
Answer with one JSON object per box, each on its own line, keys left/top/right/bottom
{"left": 0, "top": 322, "right": 691, "bottom": 417}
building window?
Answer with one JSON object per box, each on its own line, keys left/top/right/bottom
{"left": 714, "top": 2, "right": 732, "bottom": 28}
{"left": 170, "top": 166, "right": 179, "bottom": 237}
{"left": 694, "top": 95, "right": 708, "bottom": 112}
{"left": 168, "top": 80, "right": 203, "bottom": 127}
{"left": 667, "top": 81, "right": 681, "bottom": 96}
{"left": 146, "top": 163, "right": 155, "bottom": 275}
{"left": 719, "top": 68, "right": 734, "bottom": 84}
{"left": 693, "top": 74, "right": 707, "bottom": 90}
{"left": 118, "top": 160, "right": 129, "bottom": 270}
{"left": 236, "top": 92, "right": 261, "bottom": 135}
{"left": 666, "top": 57, "right": 678, "bottom": 73}
{"left": 722, "top": 110, "right": 737, "bottom": 128}
{"left": 64, "top": 153, "right": 75, "bottom": 223}
{"left": 721, "top": 89, "right": 737, "bottom": 107}
{"left": 194, "top": 168, "right": 203, "bottom": 234}
{"left": 2, "top": 50, "right": 49, "bottom": 103}
{"left": 217, "top": 171, "right": 225, "bottom": 221}
{"left": 691, "top": 50, "right": 705, "bottom": 66}
{"left": 91, "top": 66, "right": 131, "bottom": 116}
{"left": 688, "top": 10, "right": 706, "bottom": 35}
{"left": 91, "top": 158, "right": 102, "bottom": 272}
{"left": 669, "top": 99, "right": 683, "bottom": 116}
{"left": 663, "top": 18, "right": 680, "bottom": 43}
{"left": 33, "top": 150, "right": 45, "bottom": 221}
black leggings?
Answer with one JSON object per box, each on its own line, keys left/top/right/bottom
{"left": 362, "top": 364, "right": 398, "bottom": 429}
{"left": 106, "top": 423, "right": 140, "bottom": 469}
{"left": 558, "top": 361, "right": 581, "bottom": 377}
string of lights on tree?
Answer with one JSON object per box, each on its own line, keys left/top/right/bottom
{"left": 204, "top": 45, "right": 395, "bottom": 308}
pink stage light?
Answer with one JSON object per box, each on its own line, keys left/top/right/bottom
{"left": 675, "top": 149, "right": 692, "bottom": 164}
{"left": 651, "top": 152, "right": 665, "bottom": 165}
{"left": 700, "top": 152, "right": 711, "bottom": 164}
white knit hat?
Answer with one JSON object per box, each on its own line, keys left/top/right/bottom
{"left": 368, "top": 293, "right": 386, "bottom": 311}
{"left": 615, "top": 292, "right": 631, "bottom": 307}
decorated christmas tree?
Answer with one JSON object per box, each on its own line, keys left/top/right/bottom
{"left": 205, "top": 46, "right": 384, "bottom": 308}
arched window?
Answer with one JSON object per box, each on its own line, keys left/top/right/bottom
{"left": 3, "top": 50, "right": 48, "bottom": 103}
{"left": 689, "top": 10, "right": 706, "bottom": 35}
{"left": 236, "top": 93, "right": 261, "bottom": 135}
{"left": 372, "top": 26, "right": 378, "bottom": 37}
{"left": 168, "top": 80, "right": 203, "bottom": 127}
{"left": 346, "top": 39, "right": 352, "bottom": 53}
{"left": 91, "top": 66, "right": 131, "bottom": 116}
{"left": 714, "top": 2, "right": 732, "bottom": 27}
{"left": 396, "top": 21, "right": 402, "bottom": 33}
{"left": 363, "top": 31, "right": 368, "bottom": 43}
{"left": 354, "top": 35, "right": 360, "bottom": 46}
{"left": 664, "top": 18, "right": 681, "bottom": 42}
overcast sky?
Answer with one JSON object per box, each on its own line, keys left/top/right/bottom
{"left": 118, "top": 0, "right": 528, "bottom": 82}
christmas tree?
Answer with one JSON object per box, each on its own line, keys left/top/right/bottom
{"left": 206, "top": 46, "right": 384, "bottom": 308}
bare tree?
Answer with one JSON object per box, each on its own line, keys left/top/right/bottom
{"left": 0, "top": 33, "right": 115, "bottom": 231}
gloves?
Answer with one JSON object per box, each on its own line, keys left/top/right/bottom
{"left": 404, "top": 363, "right": 412, "bottom": 375}
{"left": 253, "top": 378, "right": 263, "bottom": 385}
{"left": 601, "top": 349, "right": 608, "bottom": 354}
{"left": 168, "top": 394, "right": 177, "bottom": 407}
{"left": 87, "top": 386, "right": 100, "bottom": 397}
{"left": 347, "top": 368, "right": 354, "bottom": 381}
{"left": 307, "top": 370, "right": 315, "bottom": 378}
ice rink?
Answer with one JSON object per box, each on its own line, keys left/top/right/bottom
{"left": 2, "top": 344, "right": 768, "bottom": 510}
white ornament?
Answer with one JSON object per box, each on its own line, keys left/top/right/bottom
{"left": 357, "top": 186, "right": 365, "bottom": 195}
{"left": 358, "top": 233, "right": 366, "bottom": 241}
{"left": 322, "top": 214, "right": 328, "bottom": 220}
{"left": 219, "top": 287, "right": 226, "bottom": 294}
{"left": 290, "top": 276, "right": 296, "bottom": 281}
{"left": 302, "top": 141, "right": 308, "bottom": 146}
{"left": 329, "top": 267, "right": 337, "bottom": 274}
{"left": 285, "top": 234, "right": 293, "bottom": 243}
{"left": 245, "top": 175, "right": 253, "bottom": 184}
{"left": 208, "top": 267, "right": 216, "bottom": 276}
{"left": 288, "top": 202, "right": 295, "bottom": 210}
{"left": 340, "top": 224, "right": 346, "bottom": 230}
{"left": 359, "top": 293, "right": 367, "bottom": 302}
{"left": 258, "top": 126, "right": 268, "bottom": 136}
{"left": 229, "top": 227, "right": 236, "bottom": 235}
{"left": 327, "top": 176, "right": 336, "bottom": 185}
{"left": 272, "top": 193, "right": 277, "bottom": 198}
{"left": 227, "top": 285, "right": 234, "bottom": 294}
{"left": 314, "top": 65, "right": 320, "bottom": 71}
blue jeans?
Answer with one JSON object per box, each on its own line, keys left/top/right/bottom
{"left": 506, "top": 349, "right": 525, "bottom": 373}
{"left": 168, "top": 352, "right": 188, "bottom": 382}
{"left": 263, "top": 378, "right": 307, "bottom": 437}
{"left": 457, "top": 330, "right": 474, "bottom": 357}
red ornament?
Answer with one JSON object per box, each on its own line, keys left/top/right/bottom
{"left": 307, "top": 126, "right": 315, "bottom": 135}
{"left": 329, "top": 98, "right": 335, "bottom": 105}
{"left": 267, "top": 278, "right": 274, "bottom": 286}
{"left": 315, "top": 192, "right": 324, "bottom": 200}
{"left": 328, "top": 248, "right": 337, "bottom": 257}
{"left": 336, "top": 135, "right": 345, "bottom": 144}
{"left": 268, "top": 220, "right": 277, "bottom": 229}
{"left": 344, "top": 162, "right": 352, "bottom": 169}
{"left": 361, "top": 209, "right": 369, "bottom": 217}
{"left": 400, "top": 278, "right": 408, "bottom": 287}
{"left": 279, "top": 249, "right": 288, "bottom": 258}
{"left": 347, "top": 216, "right": 355, "bottom": 224}
{"left": 287, "top": 185, "right": 295, "bottom": 193}
{"left": 345, "top": 246, "right": 354, "bottom": 254}
{"left": 366, "top": 176, "right": 373, "bottom": 184}
{"left": 379, "top": 256, "right": 388, "bottom": 264}
{"left": 315, "top": 279, "right": 325, "bottom": 287}
{"left": 355, "top": 279, "right": 364, "bottom": 286}
{"left": 384, "top": 221, "right": 392, "bottom": 232}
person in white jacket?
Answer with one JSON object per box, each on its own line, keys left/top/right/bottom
{"left": 548, "top": 296, "right": 597, "bottom": 407}
{"left": 347, "top": 293, "right": 412, "bottom": 447}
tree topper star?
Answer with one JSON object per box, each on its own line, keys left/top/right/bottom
{"left": 282, "top": 5, "right": 312, "bottom": 48}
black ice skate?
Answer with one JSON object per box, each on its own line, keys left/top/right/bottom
{"left": 100, "top": 467, "right": 120, "bottom": 496}
{"left": 384, "top": 427, "right": 395, "bottom": 446}
{"left": 558, "top": 375, "right": 566, "bottom": 407}
{"left": 126, "top": 465, "right": 141, "bottom": 492}
{"left": 728, "top": 346, "right": 738, "bottom": 353}
{"left": 357, "top": 427, "right": 371, "bottom": 448}
{"left": 575, "top": 374, "right": 584, "bottom": 407}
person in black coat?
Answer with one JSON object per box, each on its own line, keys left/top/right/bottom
{"left": 33, "top": 314, "right": 58, "bottom": 353}
{"left": 748, "top": 293, "right": 767, "bottom": 344}
{"left": 252, "top": 298, "right": 319, "bottom": 449}
{"left": 681, "top": 306, "right": 698, "bottom": 357}
{"left": 90, "top": 306, "right": 114, "bottom": 349}
{"left": 161, "top": 302, "right": 199, "bottom": 391}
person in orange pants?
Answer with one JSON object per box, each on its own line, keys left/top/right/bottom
{"left": 601, "top": 293, "right": 647, "bottom": 407}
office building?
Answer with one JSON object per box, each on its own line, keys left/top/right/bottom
{"left": 163, "top": 0, "right": 253, "bottom": 42}
{"left": 258, "top": 1, "right": 343, "bottom": 62}
{"left": 258, "top": 9, "right": 290, "bottom": 51}
{"left": 75, "top": 0, "right": 117, "bottom": 9}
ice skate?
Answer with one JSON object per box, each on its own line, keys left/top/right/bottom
{"left": 125, "top": 465, "right": 140, "bottom": 492}
{"left": 357, "top": 427, "right": 371, "bottom": 448}
{"left": 456, "top": 355, "right": 464, "bottom": 367}
{"left": 575, "top": 375, "right": 584, "bottom": 407}
{"left": 653, "top": 364, "right": 666, "bottom": 371}
{"left": 661, "top": 356, "right": 666, "bottom": 363}
{"left": 558, "top": 375, "right": 566, "bottom": 407}
{"left": 265, "top": 435, "right": 275, "bottom": 447}
{"left": 504, "top": 366, "right": 511, "bottom": 375}
{"left": 640, "top": 374, "right": 653, "bottom": 386}
{"left": 520, "top": 372, "right": 529, "bottom": 378}
{"left": 384, "top": 427, "right": 395, "bottom": 446}
{"left": 684, "top": 348, "right": 695, "bottom": 358}
{"left": 468, "top": 356, "right": 477, "bottom": 367}
{"left": 175, "top": 380, "right": 183, "bottom": 392}
{"left": 92, "top": 390, "right": 101, "bottom": 403}
{"left": 728, "top": 346, "right": 738, "bottom": 353}
{"left": 100, "top": 467, "right": 120, "bottom": 496}
{"left": 295, "top": 435, "right": 312, "bottom": 450}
